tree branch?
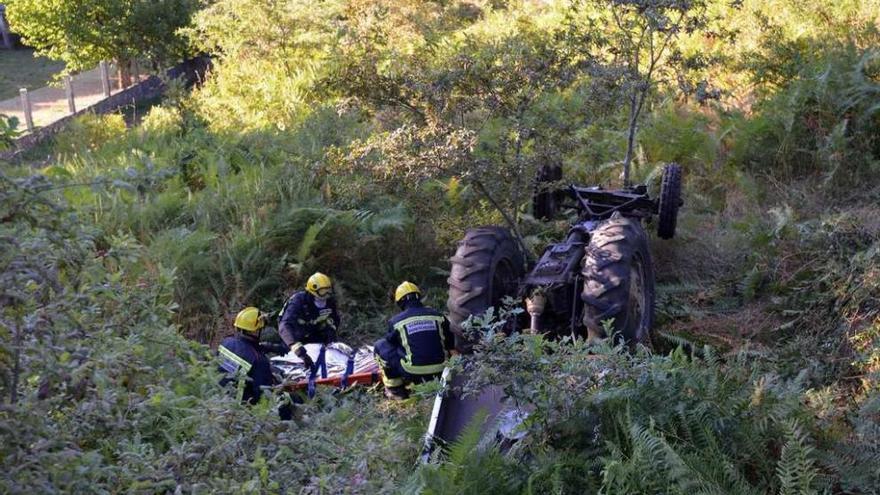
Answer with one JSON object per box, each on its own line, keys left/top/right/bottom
{"left": 472, "top": 179, "right": 530, "bottom": 260}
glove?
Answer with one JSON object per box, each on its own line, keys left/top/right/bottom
{"left": 260, "top": 342, "right": 288, "bottom": 356}
{"left": 296, "top": 346, "right": 315, "bottom": 370}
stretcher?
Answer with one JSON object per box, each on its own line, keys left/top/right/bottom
{"left": 271, "top": 343, "right": 382, "bottom": 396}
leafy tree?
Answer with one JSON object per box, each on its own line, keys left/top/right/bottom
{"left": 5, "top": 0, "right": 199, "bottom": 83}
{"left": 326, "top": 0, "right": 723, "bottom": 241}
{"left": 567, "top": 0, "right": 721, "bottom": 185}
{"left": 328, "top": 6, "right": 605, "bottom": 239}
{"left": 185, "top": 0, "right": 345, "bottom": 130}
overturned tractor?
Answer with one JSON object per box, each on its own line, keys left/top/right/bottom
{"left": 446, "top": 164, "right": 682, "bottom": 349}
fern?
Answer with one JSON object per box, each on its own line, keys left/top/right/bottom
{"left": 405, "top": 410, "right": 523, "bottom": 495}
{"left": 776, "top": 420, "right": 818, "bottom": 495}
{"left": 447, "top": 410, "right": 489, "bottom": 468}
{"left": 295, "top": 217, "right": 329, "bottom": 262}
{"left": 354, "top": 203, "right": 411, "bottom": 235}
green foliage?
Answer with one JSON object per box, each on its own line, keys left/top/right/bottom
{"left": 5, "top": 0, "right": 198, "bottom": 72}
{"left": 0, "top": 114, "right": 20, "bottom": 150}
{"left": 186, "top": 0, "right": 344, "bottom": 131}
{"left": 733, "top": 47, "right": 880, "bottom": 183}
{"left": 6, "top": 0, "right": 880, "bottom": 492}
{"left": 0, "top": 171, "right": 431, "bottom": 492}
{"left": 324, "top": 3, "right": 616, "bottom": 232}
{"left": 433, "top": 331, "right": 840, "bottom": 494}
{"left": 639, "top": 106, "right": 721, "bottom": 171}
{"left": 43, "top": 110, "right": 443, "bottom": 342}
{"left": 53, "top": 113, "right": 128, "bottom": 156}
{"left": 568, "top": 0, "right": 721, "bottom": 182}
{"left": 776, "top": 420, "right": 818, "bottom": 495}
{"left": 139, "top": 105, "right": 184, "bottom": 139}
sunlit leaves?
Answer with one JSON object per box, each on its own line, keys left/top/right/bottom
{"left": 5, "top": 0, "right": 198, "bottom": 71}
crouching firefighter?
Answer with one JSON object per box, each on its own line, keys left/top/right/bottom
{"left": 218, "top": 307, "right": 292, "bottom": 419}
{"left": 374, "top": 282, "right": 454, "bottom": 400}
{"left": 278, "top": 272, "right": 341, "bottom": 370}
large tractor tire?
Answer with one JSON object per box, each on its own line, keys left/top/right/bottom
{"left": 657, "top": 163, "right": 682, "bottom": 239}
{"left": 581, "top": 216, "right": 655, "bottom": 347}
{"left": 447, "top": 227, "right": 526, "bottom": 351}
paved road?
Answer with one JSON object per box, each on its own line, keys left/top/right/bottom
{"left": 0, "top": 62, "right": 146, "bottom": 132}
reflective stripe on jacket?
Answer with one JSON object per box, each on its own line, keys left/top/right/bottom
{"left": 385, "top": 302, "right": 453, "bottom": 375}
{"left": 218, "top": 335, "right": 274, "bottom": 404}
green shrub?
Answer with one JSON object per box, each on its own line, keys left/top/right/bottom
{"left": 54, "top": 113, "right": 128, "bottom": 156}
{"left": 0, "top": 114, "right": 21, "bottom": 150}
{"left": 431, "top": 329, "right": 858, "bottom": 494}
{"left": 140, "top": 105, "right": 184, "bottom": 139}
{"left": 639, "top": 105, "right": 720, "bottom": 171}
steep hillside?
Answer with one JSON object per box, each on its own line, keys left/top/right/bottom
{"left": 2, "top": 0, "right": 879, "bottom": 493}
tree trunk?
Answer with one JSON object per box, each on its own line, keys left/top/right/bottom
{"left": 0, "top": 8, "right": 14, "bottom": 49}
{"left": 622, "top": 91, "right": 639, "bottom": 187}
{"left": 116, "top": 59, "right": 133, "bottom": 89}
{"left": 472, "top": 179, "right": 531, "bottom": 263}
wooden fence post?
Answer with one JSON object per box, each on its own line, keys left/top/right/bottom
{"left": 100, "top": 61, "right": 111, "bottom": 97}
{"left": 19, "top": 88, "right": 34, "bottom": 132}
{"left": 65, "top": 75, "right": 76, "bottom": 114}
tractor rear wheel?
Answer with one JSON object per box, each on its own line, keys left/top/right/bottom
{"left": 657, "top": 163, "right": 682, "bottom": 239}
{"left": 447, "top": 227, "right": 525, "bottom": 352}
{"left": 581, "top": 216, "right": 655, "bottom": 347}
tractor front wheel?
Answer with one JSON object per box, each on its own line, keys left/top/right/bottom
{"left": 581, "top": 216, "right": 655, "bottom": 347}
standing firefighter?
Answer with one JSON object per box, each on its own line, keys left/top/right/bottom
{"left": 218, "top": 308, "right": 280, "bottom": 406}
{"left": 278, "top": 272, "right": 340, "bottom": 370}
{"left": 374, "top": 281, "right": 454, "bottom": 400}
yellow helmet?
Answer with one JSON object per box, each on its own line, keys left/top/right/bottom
{"left": 306, "top": 272, "right": 333, "bottom": 297}
{"left": 394, "top": 281, "right": 421, "bottom": 303}
{"left": 234, "top": 306, "right": 265, "bottom": 333}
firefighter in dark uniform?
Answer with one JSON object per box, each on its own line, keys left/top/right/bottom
{"left": 374, "top": 281, "right": 454, "bottom": 400}
{"left": 218, "top": 307, "right": 292, "bottom": 418}
{"left": 278, "top": 272, "right": 340, "bottom": 370}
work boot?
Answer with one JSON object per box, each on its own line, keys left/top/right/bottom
{"left": 384, "top": 385, "right": 409, "bottom": 400}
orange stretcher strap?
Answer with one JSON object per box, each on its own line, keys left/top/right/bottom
{"left": 284, "top": 370, "right": 382, "bottom": 391}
